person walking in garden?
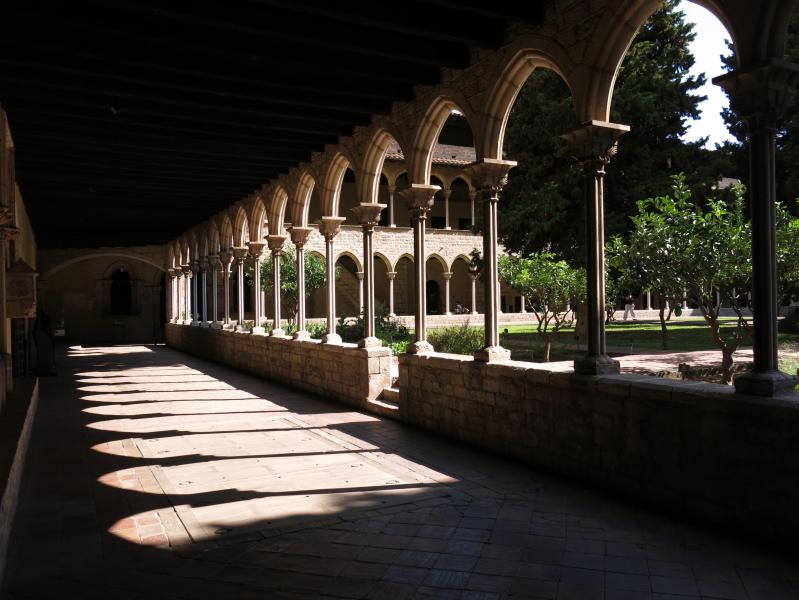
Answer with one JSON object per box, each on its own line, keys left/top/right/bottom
{"left": 623, "top": 291, "right": 637, "bottom": 321}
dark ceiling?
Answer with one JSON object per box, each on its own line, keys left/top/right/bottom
{"left": 1, "top": 0, "right": 546, "bottom": 248}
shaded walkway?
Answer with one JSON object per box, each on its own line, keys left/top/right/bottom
{"left": 3, "top": 345, "right": 798, "bottom": 599}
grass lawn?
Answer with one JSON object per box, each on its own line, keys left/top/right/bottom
{"left": 499, "top": 317, "right": 799, "bottom": 375}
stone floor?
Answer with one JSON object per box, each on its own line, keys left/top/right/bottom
{"left": 3, "top": 344, "right": 798, "bottom": 600}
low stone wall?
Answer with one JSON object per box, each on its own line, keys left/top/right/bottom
{"left": 166, "top": 324, "right": 392, "bottom": 411}
{"left": 399, "top": 353, "right": 799, "bottom": 544}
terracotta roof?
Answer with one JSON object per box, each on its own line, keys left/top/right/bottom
{"left": 385, "top": 142, "right": 476, "bottom": 166}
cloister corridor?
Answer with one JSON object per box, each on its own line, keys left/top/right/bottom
{"left": 3, "top": 345, "right": 797, "bottom": 600}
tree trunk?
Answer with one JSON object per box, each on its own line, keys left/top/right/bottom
{"left": 721, "top": 348, "right": 735, "bottom": 384}
{"left": 658, "top": 306, "right": 669, "bottom": 350}
{"left": 543, "top": 333, "right": 551, "bottom": 363}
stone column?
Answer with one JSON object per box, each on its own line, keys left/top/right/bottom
{"left": 443, "top": 272, "right": 452, "bottom": 315}
{"left": 181, "top": 265, "right": 192, "bottom": 324}
{"left": 646, "top": 290, "right": 652, "bottom": 311}
{"left": 443, "top": 188, "right": 452, "bottom": 230}
{"left": 232, "top": 247, "right": 248, "bottom": 332}
{"left": 716, "top": 62, "right": 799, "bottom": 396}
{"left": 469, "top": 273, "right": 478, "bottom": 314}
{"left": 562, "top": 121, "right": 629, "bottom": 375}
{"left": 319, "top": 217, "right": 346, "bottom": 343}
{"left": 520, "top": 295, "right": 527, "bottom": 313}
{"left": 200, "top": 259, "right": 209, "bottom": 325}
{"left": 682, "top": 291, "right": 688, "bottom": 310}
{"left": 267, "top": 234, "right": 288, "bottom": 336}
{"left": 469, "top": 189, "right": 476, "bottom": 228}
{"left": 466, "top": 159, "right": 516, "bottom": 362}
{"left": 386, "top": 271, "right": 397, "bottom": 316}
{"left": 351, "top": 203, "right": 386, "bottom": 347}
{"left": 209, "top": 254, "right": 222, "bottom": 328}
{"left": 219, "top": 250, "right": 233, "bottom": 330}
{"left": 387, "top": 185, "right": 396, "bottom": 227}
{"left": 400, "top": 184, "right": 439, "bottom": 354}
{"left": 289, "top": 226, "right": 314, "bottom": 340}
{"left": 356, "top": 272, "right": 364, "bottom": 315}
{"left": 167, "top": 268, "right": 178, "bottom": 322}
{"left": 247, "top": 241, "right": 266, "bottom": 334}
{"left": 190, "top": 261, "right": 200, "bottom": 325}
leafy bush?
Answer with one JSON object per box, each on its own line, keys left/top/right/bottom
{"left": 336, "top": 302, "right": 411, "bottom": 350}
{"left": 428, "top": 323, "right": 484, "bottom": 355}
{"left": 306, "top": 322, "right": 327, "bottom": 339}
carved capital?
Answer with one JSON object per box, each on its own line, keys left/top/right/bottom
{"left": 208, "top": 254, "right": 223, "bottom": 269}
{"left": 0, "top": 208, "right": 15, "bottom": 228}
{"left": 181, "top": 264, "right": 192, "bottom": 278}
{"left": 218, "top": 250, "right": 233, "bottom": 267}
{"left": 232, "top": 246, "right": 249, "bottom": 264}
{"left": 714, "top": 60, "right": 799, "bottom": 131}
{"left": 443, "top": 272, "right": 453, "bottom": 281}
{"left": 319, "top": 216, "right": 346, "bottom": 240}
{"left": 267, "top": 234, "right": 287, "bottom": 255}
{"left": 400, "top": 183, "right": 438, "bottom": 211}
{"left": 289, "top": 226, "right": 314, "bottom": 248}
{"left": 167, "top": 267, "right": 179, "bottom": 278}
{"left": 386, "top": 271, "right": 397, "bottom": 281}
{"left": 561, "top": 120, "right": 629, "bottom": 168}
{"left": 247, "top": 241, "right": 266, "bottom": 259}
{"left": 351, "top": 203, "right": 386, "bottom": 230}
{"left": 466, "top": 159, "right": 517, "bottom": 197}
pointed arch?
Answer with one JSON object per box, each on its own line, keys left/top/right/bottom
{"left": 206, "top": 220, "right": 220, "bottom": 255}
{"left": 290, "top": 171, "right": 317, "bottom": 227}
{"left": 248, "top": 193, "right": 267, "bottom": 242}
{"left": 408, "top": 92, "right": 480, "bottom": 185}
{"left": 335, "top": 250, "right": 363, "bottom": 273}
{"left": 232, "top": 205, "right": 249, "bottom": 247}
{"left": 481, "top": 45, "right": 576, "bottom": 160}
{"left": 358, "top": 126, "right": 408, "bottom": 206}
{"left": 219, "top": 214, "right": 234, "bottom": 251}
{"left": 319, "top": 151, "right": 354, "bottom": 217}
{"left": 266, "top": 185, "right": 290, "bottom": 235}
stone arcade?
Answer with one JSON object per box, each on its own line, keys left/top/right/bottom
{"left": 1, "top": 1, "right": 799, "bottom": 597}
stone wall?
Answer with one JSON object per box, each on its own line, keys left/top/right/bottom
{"left": 166, "top": 324, "right": 392, "bottom": 411}
{"left": 399, "top": 352, "right": 799, "bottom": 544}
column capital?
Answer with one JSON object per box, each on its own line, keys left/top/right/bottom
{"left": 181, "top": 264, "right": 192, "bottom": 277}
{"left": 351, "top": 202, "right": 386, "bottom": 230}
{"left": 386, "top": 271, "right": 397, "bottom": 280}
{"left": 714, "top": 60, "right": 799, "bottom": 130}
{"left": 443, "top": 272, "right": 453, "bottom": 280}
{"left": 167, "top": 267, "right": 179, "bottom": 278}
{"left": 247, "top": 241, "right": 266, "bottom": 259}
{"left": 561, "top": 120, "right": 630, "bottom": 166}
{"left": 208, "top": 254, "right": 223, "bottom": 269}
{"left": 218, "top": 250, "right": 233, "bottom": 266}
{"left": 356, "top": 271, "right": 364, "bottom": 281}
{"left": 267, "top": 234, "right": 287, "bottom": 255}
{"left": 400, "top": 183, "right": 439, "bottom": 211}
{"left": 198, "top": 258, "right": 209, "bottom": 271}
{"left": 466, "top": 159, "right": 517, "bottom": 196}
{"left": 232, "top": 246, "right": 249, "bottom": 264}
{"left": 190, "top": 259, "right": 200, "bottom": 274}
{"left": 387, "top": 185, "right": 396, "bottom": 193}
{"left": 289, "top": 225, "right": 314, "bottom": 248}
{"left": 319, "top": 216, "right": 346, "bottom": 240}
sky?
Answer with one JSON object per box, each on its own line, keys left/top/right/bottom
{"left": 677, "top": 1, "right": 735, "bottom": 147}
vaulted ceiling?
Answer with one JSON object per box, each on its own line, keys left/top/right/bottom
{"left": 1, "top": 0, "right": 546, "bottom": 248}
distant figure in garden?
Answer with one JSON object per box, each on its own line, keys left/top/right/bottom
{"left": 623, "top": 291, "right": 637, "bottom": 321}
{"left": 454, "top": 300, "right": 470, "bottom": 314}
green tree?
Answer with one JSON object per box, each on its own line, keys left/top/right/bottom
{"left": 777, "top": 201, "right": 799, "bottom": 305}
{"left": 498, "top": 252, "right": 585, "bottom": 362}
{"left": 252, "top": 247, "right": 329, "bottom": 324}
{"left": 625, "top": 175, "right": 751, "bottom": 382}
{"left": 499, "top": 1, "right": 720, "bottom": 260}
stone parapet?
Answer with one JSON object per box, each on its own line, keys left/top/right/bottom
{"left": 166, "top": 324, "right": 391, "bottom": 412}
{"left": 398, "top": 352, "right": 799, "bottom": 545}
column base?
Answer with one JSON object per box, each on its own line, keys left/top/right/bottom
{"left": 388, "top": 312, "right": 397, "bottom": 318}
{"left": 407, "top": 340, "right": 434, "bottom": 354}
{"left": 235, "top": 325, "right": 248, "bottom": 333}
{"left": 210, "top": 322, "right": 223, "bottom": 330}
{"left": 191, "top": 320, "right": 201, "bottom": 327}
{"left": 358, "top": 336, "right": 382, "bottom": 348}
{"left": 293, "top": 330, "right": 311, "bottom": 341}
{"left": 474, "top": 345, "right": 511, "bottom": 362}
{"left": 574, "top": 354, "right": 620, "bottom": 375}
{"left": 270, "top": 328, "right": 287, "bottom": 337}
{"left": 251, "top": 326, "right": 267, "bottom": 335}
{"left": 200, "top": 321, "right": 211, "bottom": 328}
{"left": 444, "top": 311, "right": 452, "bottom": 316}
{"left": 734, "top": 370, "right": 797, "bottom": 397}
{"left": 322, "top": 332, "right": 342, "bottom": 344}
{"left": 222, "top": 323, "right": 235, "bottom": 331}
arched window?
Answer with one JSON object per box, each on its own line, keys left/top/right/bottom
{"left": 110, "top": 268, "right": 133, "bottom": 315}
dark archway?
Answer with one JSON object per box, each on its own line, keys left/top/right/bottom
{"left": 110, "top": 269, "right": 132, "bottom": 315}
